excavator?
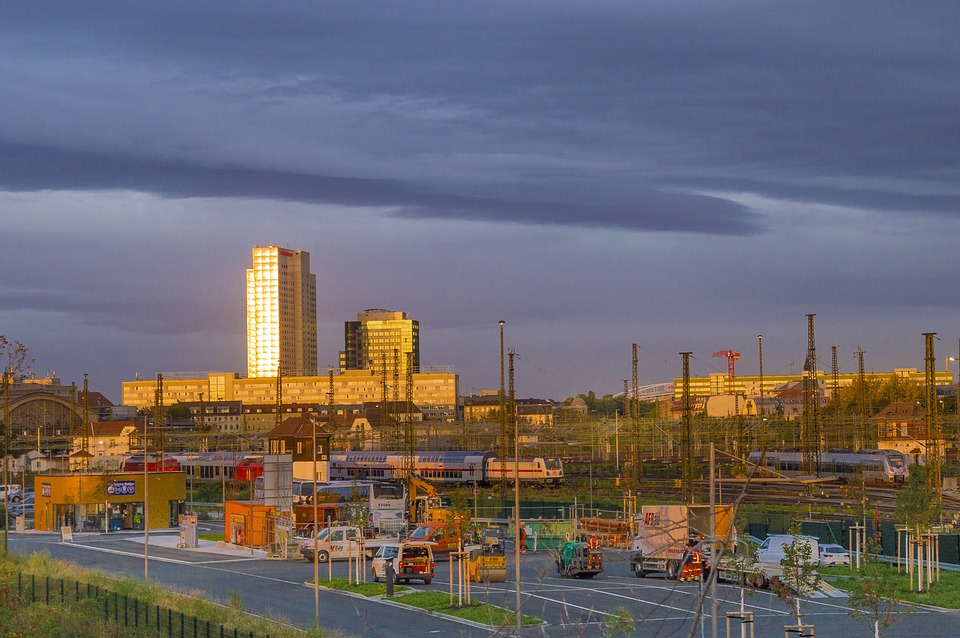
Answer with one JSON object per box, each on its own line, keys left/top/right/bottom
{"left": 407, "top": 474, "right": 447, "bottom": 526}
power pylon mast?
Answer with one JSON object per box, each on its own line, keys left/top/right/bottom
{"left": 198, "top": 392, "right": 206, "bottom": 452}
{"left": 81, "top": 375, "right": 90, "bottom": 471}
{"left": 632, "top": 343, "right": 641, "bottom": 480}
{"left": 380, "top": 351, "right": 389, "bottom": 447}
{"left": 757, "top": 335, "right": 765, "bottom": 449}
{"left": 327, "top": 366, "right": 335, "bottom": 429}
{"left": 924, "top": 333, "right": 942, "bottom": 504}
{"left": 856, "top": 347, "right": 866, "bottom": 449}
{"left": 801, "top": 314, "right": 820, "bottom": 475}
{"left": 276, "top": 365, "right": 282, "bottom": 430}
{"left": 405, "top": 352, "right": 414, "bottom": 481}
{"left": 508, "top": 349, "right": 516, "bottom": 454}
{"left": 155, "top": 374, "right": 164, "bottom": 467}
{"left": 831, "top": 345, "right": 840, "bottom": 448}
{"left": 393, "top": 348, "right": 401, "bottom": 446}
{"left": 680, "top": 352, "right": 694, "bottom": 504}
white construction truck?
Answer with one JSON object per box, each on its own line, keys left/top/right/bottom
{"left": 629, "top": 504, "right": 735, "bottom": 580}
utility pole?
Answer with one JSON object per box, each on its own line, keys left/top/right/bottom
{"left": 801, "top": 314, "right": 820, "bottom": 476}
{"left": 154, "top": 374, "right": 164, "bottom": 469}
{"left": 680, "top": 352, "right": 694, "bottom": 504}
{"left": 757, "top": 335, "right": 765, "bottom": 450}
{"left": 831, "top": 345, "right": 840, "bottom": 449}
{"left": 856, "top": 347, "right": 866, "bottom": 449}
{"left": 499, "top": 321, "right": 506, "bottom": 491}
{"left": 632, "top": 343, "right": 641, "bottom": 480}
{"left": 2, "top": 371, "right": 9, "bottom": 555}
{"left": 509, "top": 348, "right": 522, "bottom": 637}
{"left": 924, "top": 333, "right": 942, "bottom": 505}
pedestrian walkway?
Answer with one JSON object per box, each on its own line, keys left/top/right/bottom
{"left": 123, "top": 533, "right": 269, "bottom": 558}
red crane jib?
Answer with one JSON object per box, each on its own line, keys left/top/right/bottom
{"left": 712, "top": 350, "right": 741, "bottom": 394}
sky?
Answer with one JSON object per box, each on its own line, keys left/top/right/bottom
{"left": 1, "top": 1, "right": 959, "bottom": 403}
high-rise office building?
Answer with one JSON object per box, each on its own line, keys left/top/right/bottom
{"left": 340, "top": 309, "right": 419, "bottom": 379}
{"left": 246, "top": 246, "right": 317, "bottom": 378}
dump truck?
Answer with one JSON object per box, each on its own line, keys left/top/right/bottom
{"left": 466, "top": 527, "right": 507, "bottom": 583}
{"left": 629, "top": 504, "right": 735, "bottom": 580}
{"left": 556, "top": 538, "right": 604, "bottom": 578}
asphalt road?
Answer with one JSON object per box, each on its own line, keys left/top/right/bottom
{"left": 8, "top": 527, "right": 958, "bottom": 637}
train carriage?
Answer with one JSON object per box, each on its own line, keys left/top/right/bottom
{"left": 329, "top": 450, "right": 564, "bottom": 486}
{"left": 747, "top": 450, "right": 908, "bottom": 485}
{"left": 171, "top": 452, "right": 263, "bottom": 484}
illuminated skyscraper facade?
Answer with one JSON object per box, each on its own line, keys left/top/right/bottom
{"left": 246, "top": 246, "right": 317, "bottom": 378}
{"left": 340, "top": 309, "right": 420, "bottom": 378}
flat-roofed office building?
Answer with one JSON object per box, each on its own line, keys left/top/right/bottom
{"left": 340, "top": 309, "right": 420, "bottom": 379}
{"left": 121, "top": 369, "right": 459, "bottom": 422}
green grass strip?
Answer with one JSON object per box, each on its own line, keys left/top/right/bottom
{"left": 312, "top": 578, "right": 408, "bottom": 597}
{"left": 395, "top": 591, "right": 542, "bottom": 626}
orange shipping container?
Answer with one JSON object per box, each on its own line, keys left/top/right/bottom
{"left": 224, "top": 501, "right": 276, "bottom": 548}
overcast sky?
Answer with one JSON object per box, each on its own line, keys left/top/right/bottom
{"left": 2, "top": 1, "right": 959, "bottom": 402}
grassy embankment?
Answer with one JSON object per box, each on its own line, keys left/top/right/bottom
{"left": 822, "top": 564, "right": 960, "bottom": 609}
{"left": 0, "top": 551, "right": 326, "bottom": 637}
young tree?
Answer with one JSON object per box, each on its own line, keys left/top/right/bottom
{"left": 774, "top": 523, "right": 822, "bottom": 628}
{"left": 1, "top": 337, "right": 32, "bottom": 554}
{"left": 894, "top": 464, "right": 941, "bottom": 592}
{"left": 846, "top": 540, "right": 912, "bottom": 638}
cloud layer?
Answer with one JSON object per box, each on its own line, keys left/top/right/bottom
{"left": 0, "top": 2, "right": 958, "bottom": 399}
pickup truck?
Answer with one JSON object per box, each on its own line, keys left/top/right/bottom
{"left": 299, "top": 525, "right": 393, "bottom": 562}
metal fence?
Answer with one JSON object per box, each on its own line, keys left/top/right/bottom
{"left": 17, "top": 572, "right": 272, "bottom": 638}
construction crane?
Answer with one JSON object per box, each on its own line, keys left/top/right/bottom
{"left": 712, "top": 350, "right": 741, "bottom": 395}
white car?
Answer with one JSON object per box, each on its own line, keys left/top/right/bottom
{"left": 818, "top": 543, "right": 851, "bottom": 566}
{"left": 371, "top": 543, "right": 402, "bottom": 582}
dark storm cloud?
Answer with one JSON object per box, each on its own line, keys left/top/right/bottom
{"left": 0, "top": 142, "right": 760, "bottom": 234}
{"left": 0, "top": 287, "right": 223, "bottom": 336}
{"left": 1, "top": 1, "right": 957, "bottom": 227}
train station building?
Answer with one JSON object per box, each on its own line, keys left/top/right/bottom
{"left": 32, "top": 471, "right": 186, "bottom": 533}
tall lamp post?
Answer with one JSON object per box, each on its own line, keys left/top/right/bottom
{"left": 510, "top": 348, "right": 521, "bottom": 637}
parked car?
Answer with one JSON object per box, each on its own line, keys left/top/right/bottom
{"left": 371, "top": 542, "right": 434, "bottom": 584}
{"left": 0, "top": 485, "right": 21, "bottom": 503}
{"left": 818, "top": 543, "right": 851, "bottom": 566}
{"left": 371, "top": 543, "right": 401, "bottom": 582}
{"left": 9, "top": 494, "right": 34, "bottom": 517}
{"left": 756, "top": 534, "right": 819, "bottom": 566}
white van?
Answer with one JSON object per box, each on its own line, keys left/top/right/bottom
{"left": 756, "top": 534, "right": 819, "bottom": 566}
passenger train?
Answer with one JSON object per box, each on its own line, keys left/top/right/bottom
{"left": 170, "top": 452, "right": 264, "bottom": 484}
{"left": 746, "top": 449, "right": 909, "bottom": 485}
{"left": 328, "top": 450, "right": 564, "bottom": 486}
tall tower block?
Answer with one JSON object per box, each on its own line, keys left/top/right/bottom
{"left": 246, "top": 246, "right": 317, "bottom": 378}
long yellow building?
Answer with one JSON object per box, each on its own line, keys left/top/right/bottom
{"left": 122, "top": 369, "right": 459, "bottom": 421}
{"left": 672, "top": 367, "right": 953, "bottom": 401}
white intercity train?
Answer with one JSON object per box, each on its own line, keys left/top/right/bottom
{"left": 328, "top": 450, "right": 564, "bottom": 486}
{"left": 746, "top": 449, "right": 909, "bottom": 485}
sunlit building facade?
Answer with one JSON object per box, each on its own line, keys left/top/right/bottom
{"left": 121, "top": 369, "right": 460, "bottom": 421}
{"left": 340, "top": 309, "right": 420, "bottom": 379}
{"left": 246, "top": 246, "right": 317, "bottom": 378}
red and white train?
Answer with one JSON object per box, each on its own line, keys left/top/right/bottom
{"left": 328, "top": 451, "right": 564, "bottom": 486}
